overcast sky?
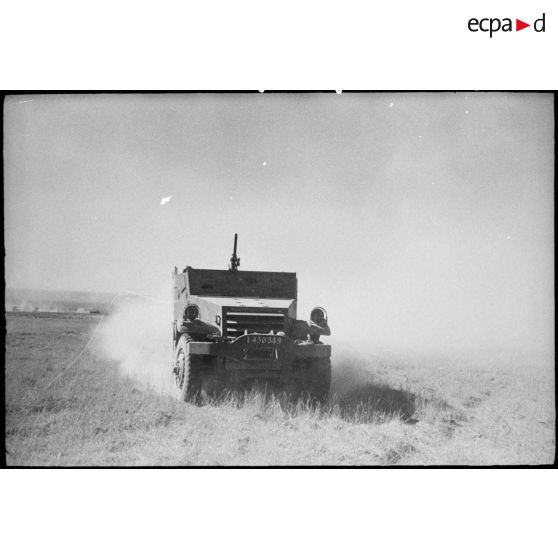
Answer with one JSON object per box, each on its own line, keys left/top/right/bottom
{"left": 4, "top": 93, "right": 554, "bottom": 353}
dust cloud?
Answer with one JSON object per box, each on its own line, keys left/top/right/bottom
{"left": 97, "top": 294, "right": 174, "bottom": 394}
{"left": 311, "top": 179, "right": 555, "bottom": 362}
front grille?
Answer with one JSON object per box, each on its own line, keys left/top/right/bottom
{"left": 224, "top": 309, "right": 286, "bottom": 336}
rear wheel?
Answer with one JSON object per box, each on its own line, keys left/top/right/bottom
{"left": 173, "top": 335, "right": 202, "bottom": 401}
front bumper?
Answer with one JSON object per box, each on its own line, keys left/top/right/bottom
{"left": 186, "top": 333, "right": 330, "bottom": 362}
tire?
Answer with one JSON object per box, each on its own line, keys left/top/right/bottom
{"left": 173, "top": 334, "right": 202, "bottom": 401}
{"left": 303, "top": 358, "right": 331, "bottom": 404}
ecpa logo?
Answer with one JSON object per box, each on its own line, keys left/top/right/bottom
{"left": 468, "top": 13, "right": 546, "bottom": 37}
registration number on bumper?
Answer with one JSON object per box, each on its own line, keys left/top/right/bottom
{"left": 246, "top": 335, "right": 283, "bottom": 345}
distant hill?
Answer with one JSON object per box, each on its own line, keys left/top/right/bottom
{"left": 5, "top": 288, "right": 117, "bottom": 314}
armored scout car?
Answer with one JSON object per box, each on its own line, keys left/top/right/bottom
{"left": 172, "top": 235, "right": 331, "bottom": 402}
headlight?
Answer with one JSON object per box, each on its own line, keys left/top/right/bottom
{"left": 310, "top": 307, "right": 327, "bottom": 326}
{"left": 184, "top": 305, "right": 200, "bottom": 320}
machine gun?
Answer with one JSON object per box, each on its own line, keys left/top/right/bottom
{"left": 229, "top": 233, "right": 240, "bottom": 271}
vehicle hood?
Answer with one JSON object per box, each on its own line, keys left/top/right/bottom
{"left": 198, "top": 297, "right": 294, "bottom": 310}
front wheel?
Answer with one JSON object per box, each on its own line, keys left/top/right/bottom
{"left": 301, "top": 358, "right": 331, "bottom": 404}
{"left": 173, "top": 335, "right": 201, "bottom": 401}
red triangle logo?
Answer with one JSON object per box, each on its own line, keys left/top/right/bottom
{"left": 516, "top": 19, "right": 530, "bottom": 31}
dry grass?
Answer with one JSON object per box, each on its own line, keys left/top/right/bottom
{"left": 5, "top": 313, "right": 555, "bottom": 466}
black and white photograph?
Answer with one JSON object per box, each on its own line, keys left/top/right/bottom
{"left": 3, "top": 92, "right": 555, "bottom": 466}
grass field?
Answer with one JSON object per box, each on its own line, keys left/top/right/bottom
{"left": 5, "top": 313, "right": 555, "bottom": 466}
